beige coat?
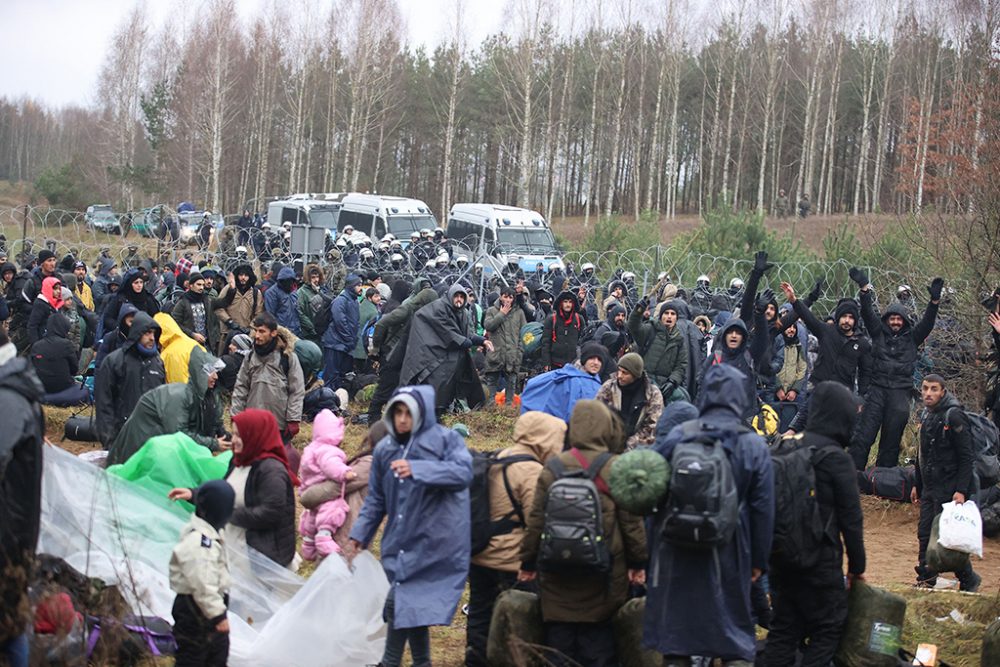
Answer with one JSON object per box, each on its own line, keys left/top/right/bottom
{"left": 214, "top": 284, "right": 263, "bottom": 332}
{"left": 169, "top": 515, "right": 231, "bottom": 621}
{"left": 471, "top": 412, "right": 567, "bottom": 572}
{"left": 231, "top": 329, "right": 305, "bottom": 429}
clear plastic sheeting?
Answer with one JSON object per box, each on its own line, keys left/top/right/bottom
{"left": 234, "top": 552, "right": 389, "bottom": 667}
{"left": 39, "top": 446, "right": 389, "bottom": 664}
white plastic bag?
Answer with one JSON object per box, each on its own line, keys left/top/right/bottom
{"left": 937, "top": 500, "right": 983, "bottom": 558}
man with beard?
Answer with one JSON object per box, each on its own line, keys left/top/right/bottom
{"left": 263, "top": 267, "right": 301, "bottom": 336}
{"left": 399, "top": 284, "right": 494, "bottom": 415}
{"left": 483, "top": 287, "right": 527, "bottom": 398}
{"left": 850, "top": 269, "right": 942, "bottom": 469}
{"left": 172, "top": 272, "right": 221, "bottom": 352}
{"left": 780, "top": 281, "right": 873, "bottom": 434}
{"left": 214, "top": 264, "right": 264, "bottom": 343}
{"left": 541, "top": 291, "right": 584, "bottom": 371}
{"left": 630, "top": 299, "right": 689, "bottom": 400}
{"left": 591, "top": 304, "right": 631, "bottom": 359}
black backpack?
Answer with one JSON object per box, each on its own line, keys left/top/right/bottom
{"left": 661, "top": 421, "right": 744, "bottom": 549}
{"left": 311, "top": 291, "right": 335, "bottom": 337}
{"left": 769, "top": 435, "right": 833, "bottom": 570}
{"left": 469, "top": 450, "right": 537, "bottom": 555}
{"left": 945, "top": 408, "right": 1000, "bottom": 485}
{"left": 579, "top": 319, "right": 604, "bottom": 345}
{"left": 537, "top": 449, "right": 614, "bottom": 573}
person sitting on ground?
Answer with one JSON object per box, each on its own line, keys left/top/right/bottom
{"left": 100, "top": 268, "right": 159, "bottom": 337}
{"left": 595, "top": 352, "right": 664, "bottom": 450}
{"left": 168, "top": 480, "right": 234, "bottom": 667}
{"left": 218, "top": 333, "right": 252, "bottom": 394}
{"left": 297, "top": 409, "right": 356, "bottom": 560}
{"left": 30, "top": 312, "right": 90, "bottom": 407}
{"left": 347, "top": 385, "right": 473, "bottom": 667}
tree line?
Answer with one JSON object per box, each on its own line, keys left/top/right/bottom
{"left": 0, "top": 0, "right": 996, "bottom": 222}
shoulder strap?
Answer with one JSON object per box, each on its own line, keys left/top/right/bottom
{"left": 498, "top": 454, "right": 537, "bottom": 525}
{"left": 569, "top": 448, "right": 612, "bottom": 495}
{"left": 279, "top": 352, "right": 290, "bottom": 378}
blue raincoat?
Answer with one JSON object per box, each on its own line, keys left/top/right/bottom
{"left": 520, "top": 364, "right": 601, "bottom": 423}
{"left": 349, "top": 384, "right": 472, "bottom": 629}
{"left": 643, "top": 364, "right": 775, "bottom": 661}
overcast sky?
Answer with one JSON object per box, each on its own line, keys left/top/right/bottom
{"left": 0, "top": 0, "right": 506, "bottom": 108}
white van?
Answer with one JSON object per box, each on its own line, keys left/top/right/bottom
{"left": 336, "top": 193, "right": 437, "bottom": 245}
{"left": 266, "top": 193, "right": 346, "bottom": 234}
{"left": 446, "top": 203, "right": 562, "bottom": 271}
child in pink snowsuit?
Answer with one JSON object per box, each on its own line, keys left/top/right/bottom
{"left": 298, "top": 409, "right": 356, "bottom": 559}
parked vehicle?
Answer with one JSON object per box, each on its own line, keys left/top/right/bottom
{"left": 266, "top": 193, "right": 345, "bottom": 240}
{"left": 85, "top": 205, "right": 121, "bottom": 234}
{"left": 446, "top": 203, "right": 562, "bottom": 271}
{"left": 336, "top": 193, "right": 436, "bottom": 246}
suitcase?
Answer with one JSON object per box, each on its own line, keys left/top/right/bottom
{"left": 64, "top": 415, "right": 99, "bottom": 442}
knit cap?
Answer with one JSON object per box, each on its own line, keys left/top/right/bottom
{"left": 617, "top": 352, "right": 644, "bottom": 378}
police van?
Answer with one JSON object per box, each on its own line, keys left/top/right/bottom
{"left": 266, "top": 193, "right": 346, "bottom": 234}
{"left": 446, "top": 203, "right": 562, "bottom": 271}
{"left": 336, "top": 193, "right": 437, "bottom": 245}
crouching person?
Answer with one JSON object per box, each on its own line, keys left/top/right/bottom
{"left": 169, "top": 481, "right": 234, "bottom": 667}
{"left": 347, "top": 385, "right": 473, "bottom": 667}
{"left": 518, "top": 400, "right": 647, "bottom": 667}
{"left": 466, "top": 411, "right": 568, "bottom": 667}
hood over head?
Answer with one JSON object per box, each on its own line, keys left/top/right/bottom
{"left": 193, "top": 480, "right": 235, "bottom": 531}
{"left": 511, "top": 411, "right": 567, "bottom": 464}
{"left": 0, "top": 356, "right": 44, "bottom": 405}
{"left": 127, "top": 311, "right": 160, "bottom": 344}
{"left": 121, "top": 267, "right": 144, "bottom": 291}
{"left": 277, "top": 266, "right": 297, "bottom": 287}
{"left": 45, "top": 311, "right": 71, "bottom": 339}
{"left": 805, "top": 381, "right": 859, "bottom": 444}
{"left": 153, "top": 312, "right": 186, "bottom": 346}
{"left": 882, "top": 302, "right": 912, "bottom": 331}
{"left": 0, "top": 262, "right": 16, "bottom": 281}
{"left": 98, "top": 257, "right": 116, "bottom": 277}
{"left": 41, "top": 276, "right": 64, "bottom": 308}
{"left": 232, "top": 263, "right": 257, "bottom": 286}
{"left": 569, "top": 399, "right": 626, "bottom": 454}
{"left": 655, "top": 400, "right": 699, "bottom": 441}
{"left": 232, "top": 408, "right": 299, "bottom": 485}
{"left": 344, "top": 273, "right": 362, "bottom": 291}
{"left": 389, "top": 279, "right": 411, "bottom": 302}
{"left": 697, "top": 364, "right": 750, "bottom": 420}
{"left": 311, "top": 408, "right": 346, "bottom": 448}
{"left": 719, "top": 317, "right": 749, "bottom": 352}
{"left": 447, "top": 282, "right": 469, "bottom": 302}
{"left": 710, "top": 293, "right": 731, "bottom": 312}
{"left": 555, "top": 290, "right": 579, "bottom": 313}
{"left": 187, "top": 346, "right": 220, "bottom": 397}
{"left": 117, "top": 302, "right": 139, "bottom": 327}
{"left": 384, "top": 385, "right": 437, "bottom": 438}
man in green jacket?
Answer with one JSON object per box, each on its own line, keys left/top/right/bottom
{"left": 297, "top": 265, "right": 328, "bottom": 346}
{"left": 483, "top": 287, "right": 527, "bottom": 397}
{"left": 627, "top": 299, "right": 688, "bottom": 400}
{"left": 353, "top": 287, "right": 381, "bottom": 372}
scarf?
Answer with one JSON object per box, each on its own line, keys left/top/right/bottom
{"left": 135, "top": 342, "right": 158, "bottom": 357}
{"left": 232, "top": 409, "right": 299, "bottom": 486}
{"left": 254, "top": 336, "right": 278, "bottom": 358}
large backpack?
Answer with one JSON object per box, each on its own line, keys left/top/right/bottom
{"left": 311, "top": 292, "right": 335, "bottom": 336}
{"left": 469, "top": 450, "right": 537, "bottom": 555}
{"left": 660, "top": 420, "right": 744, "bottom": 549}
{"left": 360, "top": 314, "right": 380, "bottom": 354}
{"left": 579, "top": 319, "right": 604, "bottom": 345}
{"left": 769, "top": 435, "right": 833, "bottom": 570}
{"left": 537, "top": 448, "right": 614, "bottom": 573}
{"left": 946, "top": 408, "right": 1000, "bottom": 485}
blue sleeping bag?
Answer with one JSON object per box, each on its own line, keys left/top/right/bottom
{"left": 520, "top": 365, "right": 602, "bottom": 422}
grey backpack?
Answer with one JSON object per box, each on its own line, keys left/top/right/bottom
{"left": 537, "top": 449, "right": 614, "bottom": 574}
{"left": 661, "top": 420, "right": 745, "bottom": 549}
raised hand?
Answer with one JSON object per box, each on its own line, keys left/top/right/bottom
{"left": 848, "top": 267, "right": 869, "bottom": 288}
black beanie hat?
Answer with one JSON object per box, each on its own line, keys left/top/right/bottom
{"left": 193, "top": 480, "right": 235, "bottom": 531}
{"left": 579, "top": 341, "right": 606, "bottom": 364}
{"left": 38, "top": 249, "right": 56, "bottom": 263}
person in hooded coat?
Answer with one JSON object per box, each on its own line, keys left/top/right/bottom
{"left": 629, "top": 299, "right": 689, "bottom": 399}
{"left": 100, "top": 268, "right": 159, "bottom": 336}
{"left": 483, "top": 286, "right": 528, "bottom": 398}
{"left": 541, "top": 291, "right": 584, "bottom": 370}
{"left": 0, "top": 327, "right": 45, "bottom": 663}
{"left": 367, "top": 288, "right": 440, "bottom": 424}
{"left": 26, "top": 276, "right": 64, "bottom": 345}
{"left": 213, "top": 263, "right": 263, "bottom": 340}
{"left": 348, "top": 385, "right": 473, "bottom": 667}
{"left": 263, "top": 266, "right": 300, "bottom": 335}
{"left": 645, "top": 365, "right": 775, "bottom": 664}
{"left": 95, "top": 303, "right": 139, "bottom": 370}
{"left": 91, "top": 257, "right": 118, "bottom": 313}
{"left": 518, "top": 400, "right": 648, "bottom": 667}
{"left": 94, "top": 312, "right": 165, "bottom": 448}
{"left": 321, "top": 274, "right": 362, "bottom": 391}
{"left": 763, "top": 382, "right": 866, "bottom": 666}
{"left": 29, "top": 311, "right": 89, "bottom": 407}
{"left": 296, "top": 264, "right": 328, "bottom": 345}
{"left": 399, "top": 284, "right": 490, "bottom": 414}
{"left": 699, "top": 298, "right": 771, "bottom": 423}
{"left": 850, "top": 272, "right": 942, "bottom": 469}
{"left": 108, "top": 348, "right": 226, "bottom": 465}
{"left": 596, "top": 353, "right": 664, "bottom": 450}
{"left": 154, "top": 313, "right": 204, "bottom": 384}
{"left": 465, "top": 411, "right": 567, "bottom": 667}
{"left": 383, "top": 279, "right": 412, "bottom": 315}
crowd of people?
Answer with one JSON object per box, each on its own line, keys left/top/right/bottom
{"left": 0, "top": 234, "right": 997, "bottom": 667}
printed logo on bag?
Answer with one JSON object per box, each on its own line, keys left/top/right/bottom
{"left": 867, "top": 622, "right": 900, "bottom": 656}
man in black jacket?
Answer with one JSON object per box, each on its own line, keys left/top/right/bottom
{"left": 849, "top": 269, "right": 942, "bottom": 469}
{"left": 0, "top": 326, "right": 45, "bottom": 661}
{"left": 764, "top": 382, "right": 866, "bottom": 666}
{"left": 29, "top": 312, "right": 89, "bottom": 407}
{"left": 172, "top": 272, "right": 220, "bottom": 352}
{"left": 94, "top": 312, "right": 165, "bottom": 448}
{"left": 780, "top": 282, "right": 872, "bottom": 433}
{"left": 541, "top": 291, "right": 584, "bottom": 370}
{"left": 911, "top": 374, "right": 980, "bottom": 591}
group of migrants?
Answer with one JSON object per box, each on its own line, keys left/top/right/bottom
{"left": 2, "top": 235, "right": 998, "bottom": 667}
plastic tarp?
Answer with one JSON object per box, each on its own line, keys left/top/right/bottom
{"left": 520, "top": 365, "right": 602, "bottom": 422}
{"left": 39, "top": 445, "right": 388, "bottom": 665}
{"left": 106, "top": 433, "right": 233, "bottom": 510}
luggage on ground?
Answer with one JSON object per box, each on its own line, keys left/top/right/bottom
{"left": 612, "top": 597, "right": 663, "bottom": 667}
{"left": 834, "top": 581, "right": 906, "bottom": 667}
{"left": 486, "top": 589, "right": 544, "bottom": 667}
{"left": 927, "top": 513, "right": 971, "bottom": 573}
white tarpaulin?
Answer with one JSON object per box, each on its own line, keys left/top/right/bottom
{"left": 39, "top": 445, "right": 388, "bottom": 665}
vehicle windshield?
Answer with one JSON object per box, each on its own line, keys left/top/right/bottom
{"left": 388, "top": 214, "right": 437, "bottom": 236}
{"left": 308, "top": 207, "right": 339, "bottom": 229}
{"left": 497, "top": 227, "right": 557, "bottom": 253}
{"left": 93, "top": 211, "right": 117, "bottom": 222}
